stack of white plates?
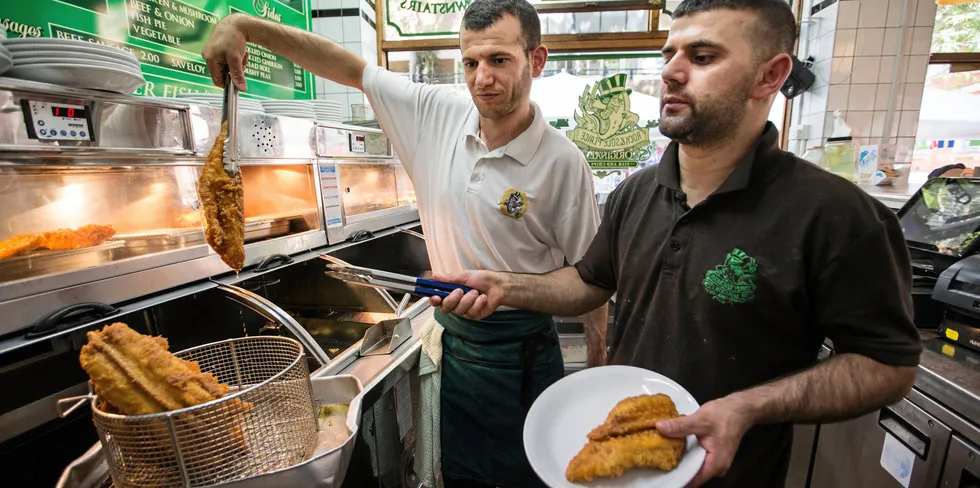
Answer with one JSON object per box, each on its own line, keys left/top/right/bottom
{"left": 312, "top": 100, "right": 343, "bottom": 123}
{"left": 176, "top": 92, "right": 265, "bottom": 113}
{"left": 1, "top": 38, "right": 144, "bottom": 94}
{"left": 0, "top": 27, "right": 10, "bottom": 75}
{"left": 261, "top": 100, "right": 319, "bottom": 121}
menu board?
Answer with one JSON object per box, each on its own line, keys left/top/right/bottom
{"left": 2, "top": 0, "right": 313, "bottom": 100}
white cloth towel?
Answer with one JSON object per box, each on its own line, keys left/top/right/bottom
{"left": 415, "top": 317, "right": 445, "bottom": 488}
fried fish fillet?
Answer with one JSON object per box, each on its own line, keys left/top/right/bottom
{"left": 41, "top": 224, "right": 117, "bottom": 250}
{"left": 0, "top": 234, "right": 44, "bottom": 260}
{"left": 79, "top": 323, "right": 230, "bottom": 414}
{"left": 0, "top": 224, "right": 116, "bottom": 260}
{"left": 79, "top": 323, "right": 251, "bottom": 478}
{"left": 588, "top": 393, "right": 682, "bottom": 441}
{"left": 566, "top": 429, "right": 685, "bottom": 482}
{"left": 198, "top": 122, "right": 245, "bottom": 272}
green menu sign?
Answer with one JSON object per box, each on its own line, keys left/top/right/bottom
{"left": 1, "top": 0, "right": 313, "bottom": 100}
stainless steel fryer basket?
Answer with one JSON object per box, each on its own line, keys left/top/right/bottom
{"left": 59, "top": 336, "right": 318, "bottom": 488}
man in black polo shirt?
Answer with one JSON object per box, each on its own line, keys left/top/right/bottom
{"left": 429, "top": 0, "right": 922, "bottom": 486}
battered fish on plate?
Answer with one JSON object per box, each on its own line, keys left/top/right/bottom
{"left": 566, "top": 393, "right": 686, "bottom": 482}
{"left": 588, "top": 393, "right": 682, "bottom": 441}
{"left": 566, "top": 429, "right": 686, "bottom": 482}
{"left": 198, "top": 122, "right": 245, "bottom": 272}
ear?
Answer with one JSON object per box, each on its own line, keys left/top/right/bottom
{"left": 530, "top": 45, "right": 548, "bottom": 78}
{"left": 752, "top": 53, "right": 792, "bottom": 100}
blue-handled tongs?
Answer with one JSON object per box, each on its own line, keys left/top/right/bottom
{"left": 321, "top": 256, "right": 475, "bottom": 299}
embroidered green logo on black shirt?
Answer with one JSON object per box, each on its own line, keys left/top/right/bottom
{"left": 703, "top": 248, "right": 758, "bottom": 304}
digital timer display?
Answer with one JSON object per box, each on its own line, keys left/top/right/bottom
{"left": 51, "top": 106, "right": 88, "bottom": 119}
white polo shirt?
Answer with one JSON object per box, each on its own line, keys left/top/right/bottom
{"left": 362, "top": 66, "right": 600, "bottom": 275}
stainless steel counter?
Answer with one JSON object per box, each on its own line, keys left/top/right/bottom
{"left": 316, "top": 306, "right": 432, "bottom": 389}
{"left": 914, "top": 331, "right": 980, "bottom": 428}
{"left": 858, "top": 181, "right": 915, "bottom": 210}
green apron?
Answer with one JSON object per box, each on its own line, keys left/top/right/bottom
{"left": 437, "top": 309, "right": 563, "bottom": 488}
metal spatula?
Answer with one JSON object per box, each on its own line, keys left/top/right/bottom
{"left": 221, "top": 68, "right": 240, "bottom": 176}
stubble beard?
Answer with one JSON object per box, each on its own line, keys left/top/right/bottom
{"left": 658, "top": 73, "right": 756, "bottom": 147}
{"left": 475, "top": 62, "right": 532, "bottom": 120}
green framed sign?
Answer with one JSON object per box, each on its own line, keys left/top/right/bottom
{"left": 1, "top": 0, "right": 313, "bottom": 100}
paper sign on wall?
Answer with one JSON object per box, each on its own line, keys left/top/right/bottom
{"left": 880, "top": 433, "right": 915, "bottom": 488}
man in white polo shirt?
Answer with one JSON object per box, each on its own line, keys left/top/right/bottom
{"left": 203, "top": 1, "right": 604, "bottom": 486}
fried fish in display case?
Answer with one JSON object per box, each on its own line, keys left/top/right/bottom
{"left": 0, "top": 163, "right": 321, "bottom": 283}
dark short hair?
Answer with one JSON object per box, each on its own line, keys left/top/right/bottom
{"left": 462, "top": 0, "right": 541, "bottom": 52}
{"left": 673, "top": 0, "right": 797, "bottom": 60}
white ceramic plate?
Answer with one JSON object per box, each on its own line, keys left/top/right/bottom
{"left": 6, "top": 47, "right": 138, "bottom": 69}
{"left": 13, "top": 57, "right": 142, "bottom": 75}
{"left": 9, "top": 50, "right": 140, "bottom": 69}
{"left": 524, "top": 365, "right": 707, "bottom": 488}
{"left": 4, "top": 39, "right": 138, "bottom": 64}
{"left": 6, "top": 63, "right": 145, "bottom": 94}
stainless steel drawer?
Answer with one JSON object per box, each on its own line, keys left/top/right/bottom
{"left": 941, "top": 435, "right": 980, "bottom": 487}
{"left": 810, "top": 397, "right": 952, "bottom": 488}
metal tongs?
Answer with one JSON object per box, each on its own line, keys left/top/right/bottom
{"left": 221, "top": 68, "right": 240, "bottom": 176}
{"left": 322, "top": 257, "right": 474, "bottom": 299}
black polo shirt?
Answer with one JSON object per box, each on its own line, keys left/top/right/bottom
{"left": 575, "top": 122, "right": 922, "bottom": 488}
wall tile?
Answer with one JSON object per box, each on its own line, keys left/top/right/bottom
{"left": 874, "top": 83, "right": 891, "bottom": 111}
{"left": 903, "top": 82, "right": 924, "bottom": 110}
{"left": 847, "top": 111, "right": 874, "bottom": 137}
{"left": 886, "top": 0, "right": 903, "bottom": 27}
{"left": 910, "top": 26, "right": 933, "bottom": 55}
{"left": 830, "top": 56, "right": 854, "bottom": 84}
{"left": 321, "top": 0, "right": 343, "bottom": 7}
{"left": 906, "top": 55, "right": 929, "bottom": 83}
{"left": 890, "top": 110, "right": 902, "bottom": 138}
{"left": 343, "top": 16, "right": 361, "bottom": 41}
{"left": 313, "top": 18, "right": 344, "bottom": 41}
{"left": 872, "top": 111, "right": 888, "bottom": 139}
{"left": 837, "top": 1, "right": 861, "bottom": 29}
{"left": 341, "top": 0, "right": 359, "bottom": 7}
{"left": 809, "top": 84, "right": 830, "bottom": 114}
{"left": 875, "top": 82, "right": 904, "bottom": 111}
{"left": 834, "top": 29, "right": 857, "bottom": 57}
{"left": 364, "top": 49, "right": 378, "bottom": 68}
{"left": 914, "top": 0, "right": 937, "bottom": 27}
{"left": 814, "top": 58, "right": 833, "bottom": 87}
{"left": 849, "top": 84, "right": 878, "bottom": 111}
{"left": 902, "top": 24, "right": 916, "bottom": 55}
{"left": 878, "top": 55, "right": 895, "bottom": 83}
{"left": 824, "top": 111, "right": 840, "bottom": 138}
{"left": 882, "top": 28, "right": 900, "bottom": 56}
{"left": 812, "top": 32, "right": 836, "bottom": 62}
{"left": 828, "top": 84, "right": 851, "bottom": 111}
{"left": 855, "top": 28, "right": 885, "bottom": 56}
{"left": 816, "top": 4, "right": 840, "bottom": 37}
{"left": 896, "top": 137, "right": 916, "bottom": 161}
{"left": 852, "top": 57, "right": 881, "bottom": 83}
{"left": 345, "top": 41, "right": 363, "bottom": 57}
{"left": 323, "top": 79, "right": 346, "bottom": 94}
{"left": 361, "top": 20, "right": 377, "bottom": 48}
{"left": 899, "top": 110, "right": 919, "bottom": 137}
{"left": 858, "top": 0, "right": 888, "bottom": 28}
{"left": 360, "top": 0, "right": 375, "bottom": 20}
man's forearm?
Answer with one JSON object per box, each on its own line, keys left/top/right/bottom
{"left": 729, "top": 353, "right": 917, "bottom": 426}
{"left": 584, "top": 304, "right": 609, "bottom": 367}
{"left": 500, "top": 267, "right": 612, "bottom": 317}
{"left": 233, "top": 14, "right": 366, "bottom": 89}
